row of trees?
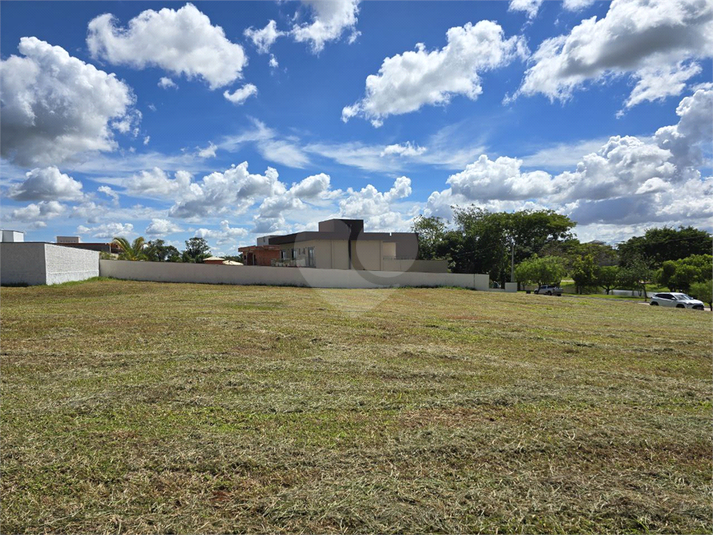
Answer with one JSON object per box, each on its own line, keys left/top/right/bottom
{"left": 414, "top": 208, "right": 576, "bottom": 285}
{"left": 413, "top": 210, "right": 712, "bottom": 303}
{"left": 513, "top": 251, "right": 712, "bottom": 306}
{"left": 112, "top": 237, "right": 213, "bottom": 263}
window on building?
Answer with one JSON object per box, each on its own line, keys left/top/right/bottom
{"left": 307, "top": 247, "right": 315, "bottom": 267}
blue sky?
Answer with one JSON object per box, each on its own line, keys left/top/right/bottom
{"left": 1, "top": 0, "right": 711, "bottom": 255}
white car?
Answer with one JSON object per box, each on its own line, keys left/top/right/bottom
{"left": 650, "top": 292, "right": 705, "bottom": 310}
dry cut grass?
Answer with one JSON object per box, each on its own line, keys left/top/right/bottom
{"left": 1, "top": 279, "right": 711, "bottom": 533}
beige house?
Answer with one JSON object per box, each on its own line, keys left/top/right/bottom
{"left": 263, "top": 219, "right": 448, "bottom": 273}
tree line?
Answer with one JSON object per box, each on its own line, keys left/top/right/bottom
{"left": 111, "top": 237, "right": 233, "bottom": 264}
{"left": 413, "top": 209, "right": 712, "bottom": 305}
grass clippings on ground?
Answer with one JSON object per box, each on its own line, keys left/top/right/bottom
{"left": 1, "top": 279, "right": 711, "bottom": 533}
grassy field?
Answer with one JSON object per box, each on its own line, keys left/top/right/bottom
{"left": 1, "top": 279, "right": 711, "bottom": 534}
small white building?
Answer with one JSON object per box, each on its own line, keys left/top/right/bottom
{"left": 1, "top": 230, "right": 25, "bottom": 243}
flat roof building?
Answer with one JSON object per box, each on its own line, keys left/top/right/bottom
{"left": 258, "top": 219, "right": 447, "bottom": 273}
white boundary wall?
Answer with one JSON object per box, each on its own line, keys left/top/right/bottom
{"left": 100, "top": 260, "right": 491, "bottom": 290}
{"left": 44, "top": 244, "right": 99, "bottom": 284}
{"left": 1, "top": 243, "right": 99, "bottom": 285}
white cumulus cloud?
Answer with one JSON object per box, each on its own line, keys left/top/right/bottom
{"left": 448, "top": 155, "right": 554, "bottom": 201}
{"left": 289, "top": 173, "right": 331, "bottom": 199}
{"left": 197, "top": 142, "right": 218, "bottom": 159}
{"left": 169, "top": 162, "right": 285, "bottom": 219}
{"left": 9, "top": 200, "right": 66, "bottom": 223}
{"left": 0, "top": 37, "right": 136, "bottom": 167}
{"left": 654, "top": 86, "right": 713, "bottom": 173}
{"left": 158, "top": 77, "right": 177, "bottom": 89}
{"left": 292, "top": 0, "right": 360, "bottom": 53}
{"left": 87, "top": 3, "right": 247, "bottom": 89}
{"left": 126, "top": 168, "right": 195, "bottom": 200}
{"left": 516, "top": 0, "right": 713, "bottom": 109}
{"left": 426, "top": 87, "right": 713, "bottom": 229}
{"left": 78, "top": 222, "right": 134, "bottom": 239}
{"left": 244, "top": 20, "right": 284, "bottom": 54}
{"left": 342, "top": 21, "right": 527, "bottom": 126}
{"left": 224, "top": 84, "right": 258, "bottom": 105}
{"left": 145, "top": 218, "right": 183, "bottom": 236}
{"left": 623, "top": 62, "right": 702, "bottom": 111}
{"left": 7, "top": 167, "right": 84, "bottom": 202}
{"left": 195, "top": 220, "right": 249, "bottom": 244}
{"left": 337, "top": 176, "right": 414, "bottom": 231}
{"left": 508, "top": 0, "right": 544, "bottom": 19}
{"left": 563, "top": 0, "right": 597, "bottom": 11}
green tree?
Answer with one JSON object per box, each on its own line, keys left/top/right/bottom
{"left": 689, "top": 280, "right": 713, "bottom": 311}
{"left": 514, "top": 255, "right": 567, "bottom": 288}
{"left": 658, "top": 260, "right": 678, "bottom": 288}
{"left": 453, "top": 207, "right": 510, "bottom": 282}
{"left": 678, "top": 254, "right": 713, "bottom": 283}
{"left": 507, "top": 209, "right": 576, "bottom": 265}
{"left": 449, "top": 208, "right": 575, "bottom": 283}
{"left": 571, "top": 254, "right": 598, "bottom": 294}
{"left": 412, "top": 216, "right": 448, "bottom": 260}
{"left": 658, "top": 254, "right": 712, "bottom": 291}
{"left": 618, "top": 226, "right": 712, "bottom": 268}
{"left": 580, "top": 241, "right": 618, "bottom": 266}
{"left": 668, "top": 265, "right": 698, "bottom": 292}
{"left": 617, "top": 256, "right": 653, "bottom": 299}
{"left": 182, "top": 237, "right": 210, "bottom": 263}
{"left": 434, "top": 230, "right": 467, "bottom": 273}
{"left": 596, "top": 265, "right": 620, "bottom": 295}
{"left": 146, "top": 239, "right": 181, "bottom": 262}
{"left": 112, "top": 237, "right": 148, "bottom": 261}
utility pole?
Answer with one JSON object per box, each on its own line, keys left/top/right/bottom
{"left": 510, "top": 237, "right": 515, "bottom": 283}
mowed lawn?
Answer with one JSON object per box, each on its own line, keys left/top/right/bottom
{"left": 1, "top": 279, "right": 711, "bottom": 534}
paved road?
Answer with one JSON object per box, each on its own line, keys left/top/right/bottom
{"left": 639, "top": 302, "right": 711, "bottom": 312}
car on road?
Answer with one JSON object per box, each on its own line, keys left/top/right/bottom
{"left": 534, "top": 284, "right": 562, "bottom": 296}
{"left": 650, "top": 292, "right": 705, "bottom": 310}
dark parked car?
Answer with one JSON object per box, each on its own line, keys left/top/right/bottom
{"left": 534, "top": 284, "right": 562, "bottom": 296}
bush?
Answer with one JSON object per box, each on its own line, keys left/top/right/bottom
{"left": 515, "top": 255, "right": 566, "bottom": 287}
{"left": 689, "top": 280, "right": 712, "bottom": 310}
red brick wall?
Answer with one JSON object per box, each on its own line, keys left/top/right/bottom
{"left": 241, "top": 247, "right": 281, "bottom": 266}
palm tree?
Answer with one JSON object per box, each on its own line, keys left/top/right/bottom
{"left": 112, "top": 236, "right": 148, "bottom": 261}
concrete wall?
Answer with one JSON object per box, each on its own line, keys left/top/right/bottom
{"left": 382, "top": 258, "right": 449, "bottom": 273}
{"left": 1, "top": 243, "right": 99, "bottom": 285}
{"left": 99, "top": 260, "right": 491, "bottom": 290}
{"left": 0, "top": 243, "right": 48, "bottom": 285}
{"left": 43, "top": 244, "right": 99, "bottom": 284}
